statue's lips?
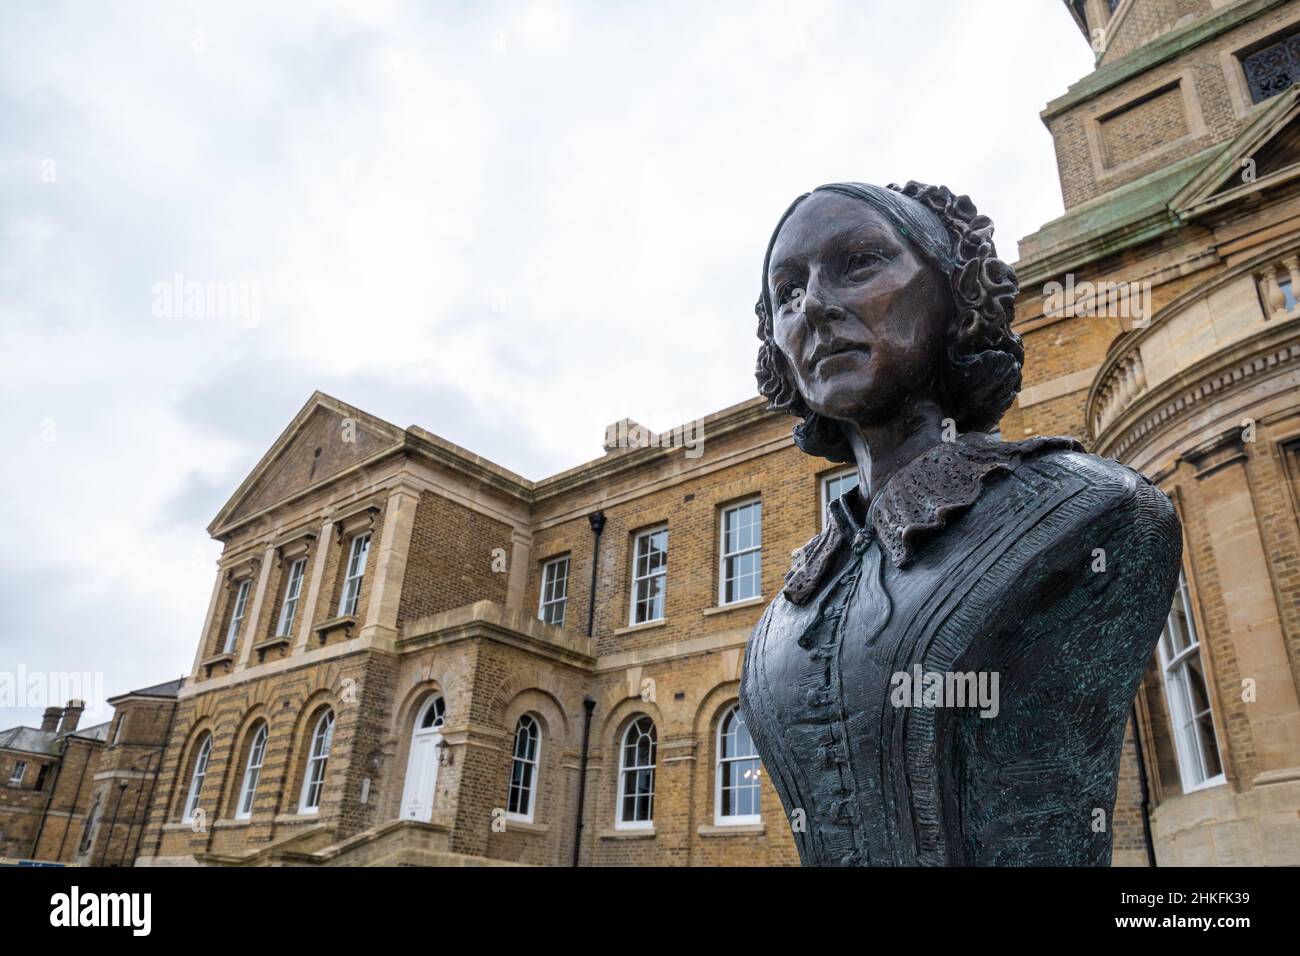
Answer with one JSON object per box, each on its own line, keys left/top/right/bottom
{"left": 811, "top": 344, "right": 870, "bottom": 371}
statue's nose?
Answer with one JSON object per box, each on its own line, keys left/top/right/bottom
{"left": 802, "top": 281, "right": 848, "bottom": 325}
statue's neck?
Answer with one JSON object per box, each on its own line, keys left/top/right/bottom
{"left": 843, "top": 398, "right": 948, "bottom": 506}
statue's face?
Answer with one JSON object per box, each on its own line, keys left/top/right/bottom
{"left": 767, "top": 191, "right": 953, "bottom": 425}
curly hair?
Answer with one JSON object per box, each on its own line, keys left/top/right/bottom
{"left": 754, "top": 180, "right": 1024, "bottom": 462}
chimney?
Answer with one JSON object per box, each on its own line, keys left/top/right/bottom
{"left": 58, "top": 699, "right": 85, "bottom": 735}
{"left": 41, "top": 707, "right": 63, "bottom": 732}
{"left": 603, "top": 418, "right": 655, "bottom": 455}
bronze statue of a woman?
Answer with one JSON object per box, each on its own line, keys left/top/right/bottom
{"left": 738, "top": 181, "right": 1182, "bottom": 866}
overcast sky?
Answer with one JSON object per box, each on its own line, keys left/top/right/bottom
{"left": 0, "top": 0, "right": 1094, "bottom": 728}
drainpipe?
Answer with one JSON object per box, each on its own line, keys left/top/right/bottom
{"left": 1131, "top": 701, "right": 1158, "bottom": 868}
{"left": 572, "top": 696, "right": 596, "bottom": 867}
{"left": 585, "top": 511, "right": 606, "bottom": 638}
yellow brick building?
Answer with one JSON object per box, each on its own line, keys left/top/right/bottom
{"left": 133, "top": 393, "right": 820, "bottom": 866}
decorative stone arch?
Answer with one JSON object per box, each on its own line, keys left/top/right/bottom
{"left": 692, "top": 680, "right": 742, "bottom": 740}
{"left": 601, "top": 697, "right": 665, "bottom": 753}
{"left": 489, "top": 670, "right": 570, "bottom": 738}
{"left": 280, "top": 689, "right": 340, "bottom": 816}
{"left": 220, "top": 704, "right": 271, "bottom": 820}
{"left": 501, "top": 687, "right": 569, "bottom": 745}
{"left": 393, "top": 678, "right": 447, "bottom": 739}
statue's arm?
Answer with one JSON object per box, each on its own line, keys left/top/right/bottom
{"left": 943, "top": 460, "right": 1182, "bottom": 865}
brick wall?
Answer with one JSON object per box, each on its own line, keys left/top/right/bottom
{"left": 397, "top": 492, "right": 513, "bottom": 627}
{"left": 1099, "top": 82, "right": 1191, "bottom": 167}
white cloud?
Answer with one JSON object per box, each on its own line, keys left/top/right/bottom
{"left": 0, "top": 0, "right": 1094, "bottom": 724}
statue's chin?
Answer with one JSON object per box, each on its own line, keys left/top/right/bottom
{"left": 804, "top": 390, "right": 895, "bottom": 429}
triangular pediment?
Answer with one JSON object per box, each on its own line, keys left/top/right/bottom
{"left": 210, "top": 392, "right": 405, "bottom": 536}
{"left": 1230, "top": 111, "right": 1300, "bottom": 185}
{"left": 1172, "top": 87, "right": 1300, "bottom": 215}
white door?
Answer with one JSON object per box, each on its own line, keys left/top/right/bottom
{"left": 400, "top": 696, "right": 445, "bottom": 822}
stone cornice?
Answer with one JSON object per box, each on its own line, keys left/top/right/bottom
{"left": 209, "top": 393, "right": 782, "bottom": 544}
{"left": 1092, "top": 321, "right": 1300, "bottom": 460}
{"left": 399, "top": 600, "right": 596, "bottom": 671}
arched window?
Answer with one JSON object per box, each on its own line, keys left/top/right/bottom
{"left": 421, "top": 696, "right": 446, "bottom": 730}
{"left": 616, "top": 716, "right": 656, "bottom": 829}
{"left": 506, "top": 715, "right": 541, "bottom": 822}
{"left": 182, "top": 733, "right": 212, "bottom": 823}
{"left": 716, "top": 704, "right": 761, "bottom": 824}
{"left": 298, "top": 710, "right": 335, "bottom": 814}
{"left": 235, "top": 723, "right": 269, "bottom": 820}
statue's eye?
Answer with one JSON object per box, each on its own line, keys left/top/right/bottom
{"left": 777, "top": 283, "right": 805, "bottom": 305}
{"left": 846, "top": 251, "right": 886, "bottom": 275}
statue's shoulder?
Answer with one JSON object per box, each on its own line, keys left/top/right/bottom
{"left": 1022, "top": 441, "right": 1173, "bottom": 513}
{"left": 1013, "top": 441, "right": 1181, "bottom": 563}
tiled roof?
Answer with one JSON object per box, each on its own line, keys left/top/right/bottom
{"left": 0, "top": 720, "right": 112, "bottom": 755}
{"left": 77, "top": 722, "right": 111, "bottom": 743}
{"left": 110, "top": 678, "right": 183, "bottom": 701}
{"left": 0, "top": 726, "right": 57, "bottom": 756}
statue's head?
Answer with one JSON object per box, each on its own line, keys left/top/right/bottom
{"left": 755, "top": 181, "right": 1023, "bottom": 462}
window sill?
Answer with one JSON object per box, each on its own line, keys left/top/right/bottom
{"left": 162, "top": 822, "right": 205, "bottom": 833}
{"left": 703, "top": 596, "right": 765, "bottom": 616}
{"left": 274, "top": 812, "right": 321, "bottom": 823}
{"left": 504, "top": 818, "right": 548, "bottom": 834}
{"left": 613, "top": 619, "right": 666, "bottom": 636}
{"left": 199, "top": 652, "right": 235, "bottom": 678}
{"left": 698, "top": 822, "right": 764, "bottom": 837}
{"left": 252, "top": 636, "right": 292, "bottom": 662}
{"left": 600, "top": 826, "right": 656, "bottom": 840}
{"left": 213, "top": 818, "right": 254, "bottom": 830}
{"left": 313, "top": 615, "right": 356, "bottom": 645}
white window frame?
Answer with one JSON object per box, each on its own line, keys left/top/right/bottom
{"left": 338, "top": 534, "right": 371, "bottom": 617}
{"left": 235, "top": 723, "right": 269, "bottom": 820}
{"left": 9, "top": 760, "right": 27, "bottom": 785}
{"left": 223, "top": 578, "right": 252, "bottom": 654}
{"left": 276, "top": 557, "right": 307, "bottom": 637}
{"left": 616, "top": 716, "right": 656, "bottom": 830}
{"left": 629, "top": 527, "right": 668, "bottom": 626}
{"left": 298, "top": 710, "right": 335, "bottom": 814}
{"left": 821, "top": 468, "right": 859, "bottom": 530}
{"left": 715, "top": 704, "right": 762, "bottom": 825}
{"left": 182, "top": 734, "right": 212, "bottom": 823}
{"left": 1157, "top": 570, "right": 1225, "bottom": 794}
{"left": 538, "top": 556, "right": 570, "bottom": 628}
{"left": 719, "top": 499, "right": 762, "bottom": 606}
{"left": 506, "top": 714, "right": 541, "bottom": 823}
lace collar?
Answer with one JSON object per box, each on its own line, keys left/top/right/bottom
{"left": 781, "top": 433, "right": 1083, "bottom": 605}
